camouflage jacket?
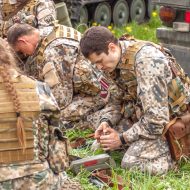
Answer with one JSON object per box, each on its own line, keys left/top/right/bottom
{"left": 0, "top": 0, "right": 56, "bottom": 37}
{"left": 108, "top": 40, "right": 190, "bottom": 143}
{"left": 0, "top": 69, "right": 60, "bottom": 182}
{"left": 23, "top": 37, "right": 123, "bottom": 126}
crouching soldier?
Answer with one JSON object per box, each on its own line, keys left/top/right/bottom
{"left": 80, "top": 26, "right": 190, "bottom": 175}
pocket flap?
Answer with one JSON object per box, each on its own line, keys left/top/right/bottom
{"left": 42, "top": 63, "right": 59, "bottom": 87}
{"left": 169, "top": 119, "right": 188, "bottom": 139}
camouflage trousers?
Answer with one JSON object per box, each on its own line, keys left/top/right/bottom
{"left": 0, "top": 169, "right": 82, "bottom": 190}
{"left": 113, "top": 116, "right": 174, "bottom": 175}
{"left": 0, "top": 169, "right": 67, "bottom": 190}
{"left": 121, "top": 137, "right": 175, "bottom": 175}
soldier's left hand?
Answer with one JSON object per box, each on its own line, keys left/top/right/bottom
{"left": 99, "top": 127, "right": 122, "bottom": 151}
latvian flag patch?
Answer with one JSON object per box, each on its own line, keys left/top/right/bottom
{"left": 99, "top": 76, "right": 110, "bottom": 101}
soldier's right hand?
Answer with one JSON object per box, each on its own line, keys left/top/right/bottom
{"left": 95, "top": 121, "right": 110, "bottom": 142}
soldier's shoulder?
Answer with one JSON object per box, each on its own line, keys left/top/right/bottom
{"left": 139, "top": 45, "right": 165, "bottom": 60}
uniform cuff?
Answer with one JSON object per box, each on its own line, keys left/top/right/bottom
{"left": 122, "top": 124, "right": 140, "bottom": 143}
{"left": 99, "top": 118, "right": 113, "bottom": 128}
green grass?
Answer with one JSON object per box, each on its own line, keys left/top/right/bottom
{"left": 112, "top": 16, "right": 162, "bottom": 43}
{"left": 71, "top": 142, "right": 190, "bottom": 189}
{"left": 78, "top": 11, "right": 162, "bottom": 43}
{"left": 71, "top": 13, "right": 190, "bottom": 190}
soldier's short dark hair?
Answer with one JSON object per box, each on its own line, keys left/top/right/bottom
{"left": 80, "top": 26, "right": 118, "bottom": 58}
{"left": 7, "top": 23, "right": 36, "bottom": 47}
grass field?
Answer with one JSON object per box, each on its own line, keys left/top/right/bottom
{"left": 69, "top": 12, "right": 190, "bottom": 190}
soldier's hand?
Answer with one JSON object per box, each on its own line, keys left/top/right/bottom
{"left": 99, "top": 127, "right": 122, "bottom": 151}
{"left": 95, "top": 121, "right": 110, "bottom": 142}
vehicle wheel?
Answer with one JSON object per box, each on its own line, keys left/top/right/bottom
{"left": 148, "top": 0, "right": 154, "bottom": 18}
{"left": 80, "top": 6, "right": 88, "bottom": 24}
{"left": 130, "top": 0, "right": 146, "bottom": 23}
{"left": 113, "top": 0, "right": 129, "bottom": 26}
{"left": 93, "top": 2, "right": 111, "bottom": 26}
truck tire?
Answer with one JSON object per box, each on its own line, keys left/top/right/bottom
{"left": 93, "top": 2, "right": 111, "bottom": 26}
{"left": 148, "top": 0, "right": 155, "bottom": 18}
{"left": 113, "top": 0, "right": 129, "bottom": 26}
{"left": 130, "top": 0, "right": 146, "bottom": 23}
{"left": 80, "top": 5, "right": 88, "bottom": 24}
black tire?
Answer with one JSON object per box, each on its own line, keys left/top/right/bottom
{"left": 113, "top": 0, "right": 129, "bottom": 26}
{"left": 130, "top": 0, "right": 146, "bottom": 23}
{"left": 148, "top": 0, "right": 154, "bottom": 18}
{"left": 80, "top": 6, "right": 88, "bottom": 24}
{"left": 93, "top": 2, "right": 111, "bottom": 26}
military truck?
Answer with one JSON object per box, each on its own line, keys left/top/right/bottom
{"left": 55, "top": 0, "right": 154, "bottom": 27}
{"left": 152, "top": 0, "right": 190, "bottom": 75}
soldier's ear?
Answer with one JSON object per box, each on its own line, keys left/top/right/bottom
{"left": 108, "top": 42, "right": 117, "bottom": 52}
{"left": 17, "top": 39, "right": 25, "bottom": 45}
{"left": 17, "top": 36, "right": 28, "bottom": 45}
{"left": 14, "top": 37, "right": 27, "bottom": 52}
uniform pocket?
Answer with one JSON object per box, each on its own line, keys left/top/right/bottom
{"left": 43, "top": 62, "right": 60, "bottom": 87}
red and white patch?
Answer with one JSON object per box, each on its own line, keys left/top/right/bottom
{"left": 99, "top": 76, "right": 110, "bottom": 101}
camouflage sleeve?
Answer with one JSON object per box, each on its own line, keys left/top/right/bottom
{"left": 42, "top": 40, "right": 79, "bottom": 110}
{"left": 1, "top": 0, "right": 56, "bottom": 37}
{"left": 74, "top": 57, "right": 102, "bottom": 95}
{"left": 99, "top": 103, "right": 122, "bottom": 126}
{"left": 98, "top": 73, "right": 123, "bottom": 126}
{"left": 74, "top": 57, "right": 123, "bottom": 126}
{"left": 35, "top": 81, "right": 60, "bottom": 130}
{"left": 36, "top": 81, "right": 60, "bottom": 112}
{"left": 35, "top": 0, "right": 56, "bottom": 36}
{"left": 123, "top": 45, "right": 172, "bottom": 143}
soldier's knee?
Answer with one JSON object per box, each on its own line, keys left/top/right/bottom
{"left": 121, "top": 153, "right": 140, "bottom": 170}
{"left": 121, "top": 152, "right": 174, "bottom": 175}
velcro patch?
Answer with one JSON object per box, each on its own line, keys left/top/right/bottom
{"left": 43, "top": 15, "right": 54, "bottom": 24}
{"left": 99, "top": 76, "right": 110, "bottom": 101}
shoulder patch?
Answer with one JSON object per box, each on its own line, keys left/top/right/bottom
{"left": 99, "top": 76, "right": 110, "bottom": 101}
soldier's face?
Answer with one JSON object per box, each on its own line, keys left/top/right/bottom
{"left": 14, "top": 31, "right": 40, "bottom": 55}
{"left": 88, "top": 43, "right": 121, "bottom": 72}
{"left": 15, "top": 40, "right": 36, "bottom": 55}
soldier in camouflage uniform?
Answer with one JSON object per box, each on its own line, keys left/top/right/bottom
{"left": 0, "top": 0, "right": 56, "bottom": 37}
{"left": 0, "top": 38, "right": 81, "bottom": 189}
{"left": 80, "top": 26, "right": 190, "bottom": 175}
{"left": 7, "top": 23, "right": 123, "bottom": 131}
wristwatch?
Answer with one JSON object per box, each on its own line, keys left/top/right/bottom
{"left": 119, "top": 133, "right": 126, "bottom": 144}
